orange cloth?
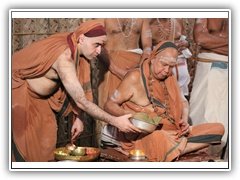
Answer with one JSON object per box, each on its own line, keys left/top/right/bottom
{"left": 140, "top": 59, "right": 183, "bottom": 130}
{"left": 117, "top": 41, "right": 224, "bottom": 162}
{"left": 98, "top": 50, "right": 141, "bottom": 108}
{"left": 12, "top": 20, "right": 102, "bottom": 161}
{"left": 119, "top": 56, "right": 188, "bottom": 161}
{"left": 120, "top": 100, "right": 224, "bottom": 161}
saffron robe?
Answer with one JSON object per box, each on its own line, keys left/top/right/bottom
{"left": 12, "top": 20, "right": 102, "bottom": 161}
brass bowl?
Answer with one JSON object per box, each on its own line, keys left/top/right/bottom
{"left": 129, "top": 149, "right": 146, "bottom": 161}
{"left": 66, "top": 143, "right": 76, "bottom": 151}
{"left": 54, "top": 147, "right": 100, "bottom": 162}
{"left": 131, "top": 118, "right": 157, "bottom": 134}
{"left": 71, "top": 147, "right": 86, "bottom": 156}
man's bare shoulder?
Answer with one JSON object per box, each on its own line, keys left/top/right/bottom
{"left": 124, "top": 68, "right": 141, "bottom": 84}
{"left": 60, "top": 48, "right": 72, "bottom": 61}
{"left": 52, "top": 48, "right": 73, "bottom": 70}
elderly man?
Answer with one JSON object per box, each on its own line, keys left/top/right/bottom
{"left": 101, "top": 41, "right": 224, "bottom": 162}
{"left": 12, "top": 19, "right": 140, "bottom": 162}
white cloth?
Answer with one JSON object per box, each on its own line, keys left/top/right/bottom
{"left": 172, "top": 55, "right": 190, "bottom": 96}
{"left": 101, "top": 124, "right": 121, "bottom": 146}
{"left": 127, "top": 48, "right": 143, "bottom": 55}
{"left": 189, "top": 53, "right": 228, "bottom": 143}
{"left": 198, "top": 52, "right": 228, "bottom": 62}
{"left": 189, "top": 62, "right": 211, "bottom": 125}
{"left": 205, "top": 67, "right": 228, "bottom": 143}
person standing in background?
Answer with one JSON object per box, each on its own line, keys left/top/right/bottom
{"left": 189, "top": 18, "right": 228, "bottom": 158}
{"left": 150, "top": 18, "right": 191, "bottom": 98}
{"left": 98, "top": 18, "right": 152, "bottom": 110}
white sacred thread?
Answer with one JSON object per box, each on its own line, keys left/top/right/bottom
{"left": 116, "top": 18, "right": 134, "bottom": 38}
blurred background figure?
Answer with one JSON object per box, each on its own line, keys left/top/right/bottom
{"left": 98, "top": 18, "right": 152, "bottom": 109}
{"left": 150, "top": 18, "right": 191, "bottom": 99}
{"left": 189, "top": 18, "right": 228, "bottom": 159}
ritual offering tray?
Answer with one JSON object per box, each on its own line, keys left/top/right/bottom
{"left": 54, "top": 146, "right": 100, "bottom": 162}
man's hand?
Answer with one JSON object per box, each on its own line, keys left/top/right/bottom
{"left": 141, "top": 47, "right": 151, "bottom": 61}
{"left": 175, "top": 39, "right": 189, "bottom": 52}
{"left": 112, "top": 114, "right": 142, "bottom": 133}
{"left": 141, "top": 52, "right": 150, "bottom": 61}
{"left": 178, "top": 119, "right": 190, "bottom": 137}
{"left": 71, "top": 117, "right": 84, "bottom": 142}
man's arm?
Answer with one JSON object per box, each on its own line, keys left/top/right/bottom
{"left": 141, "top": 18, "right": 152, "bottom": 60}
{"left": 181, "top": 95, "right": 189, "bottom": 123}
{"left": 178, "top": 93, "right": 190, "bottom": 137}
{"left": 104, "top": 70, "right": 138, "bottom": 116}
{"left": 174, "top": 19, "right": 190, "bottom": 52}
{"left": 194, "top": 18, "right": 228, "bottom": 50}
{"left": 53, "top": 49, "right": 140, "bottom": 133}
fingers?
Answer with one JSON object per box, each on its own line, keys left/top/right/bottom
{"left": 178, "top": 119, "right": 184, "bottom": 124}
{"left": 181, "top": 129, "right": 189, "bottom": 136}
{"left": 129, "top": 124, "right": 142, "bottom": 133}
{"left": 72, "top": 132, "right": 81, "bottom": 141}
{"left": 117, "top": 113, "right": 141, "bottom": 133}
{"left": 71, "top": 128, "right": 75, "bottom": 136}
{"left": 181, "top": 123, "right": 189, "bottom": 132}
{"left": 121, "top": 123, "right": 141, "bottom": 133}
{"left": 122, "top": 114, "right": 139, "bottom": 132}
{"left": 71, "top": 134, "right": 77, "bottom": 141}
{"left": 127, "top": 119, "right": 142, "bottom": 133}
{"left": 124, "top": 113, "right": 133, "bottom": 119}
{"left": 71, "top": 130, "right": 78, "bottom": 141}
{"left": 71, "top": 128, "right": 82, "bottom": 141}
{"left": 178, "top": 125, "right": 190, "bottom": 137}
{"left": 177, "top": 120, "right": 190, "bottom": 137}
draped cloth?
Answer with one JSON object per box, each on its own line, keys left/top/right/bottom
{"left": 98, "top": 50, "right": 142, "bottom": 108}
{"left": 119, "top": 100, "right": 224, "bottom": 161}
{"left": 12, "top": 20, "right": 103, "bottom": 161}
{"left": 119, "top": 102, "right": 188, "bottom": 161}
{"left": 102, "top": 41, "right": 225, "bottom": 162}
{"left": 118, "top": 45, "right": 188, "bottom": 161}
{"left": 189, "top": 52, "right": 228, "bottom": 144}
{"left": 172, "top": 55, "right": 190, "bottom": 96}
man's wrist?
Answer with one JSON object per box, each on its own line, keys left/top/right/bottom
{"left": 106, "top": 115, "right": 117, "bottom": 126}
{"left": 143, "top": 47, "right": 151, "bottom": 55}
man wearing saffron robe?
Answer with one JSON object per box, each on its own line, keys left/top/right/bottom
{"left": 12, "top": 19, "right": 140, "bottom": 162}
{"left": 101, "top": 41, "right": 224, "bottom": 162}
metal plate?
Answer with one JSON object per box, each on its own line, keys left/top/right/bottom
{"left": 54, "top": 147, "right": 100, "bottom": 162}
